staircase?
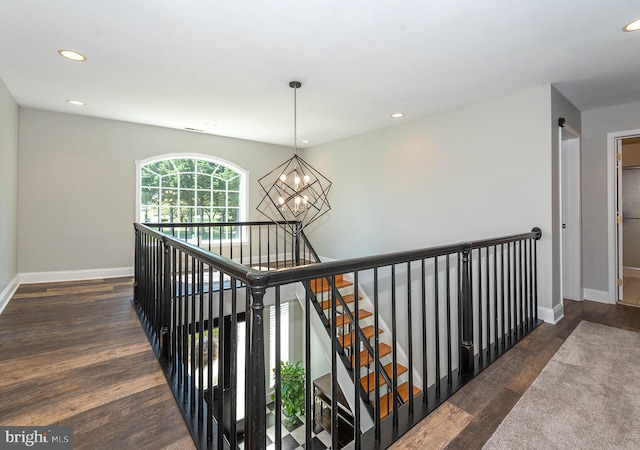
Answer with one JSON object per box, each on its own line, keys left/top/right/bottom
{"left": 309, "top": 274, "right": 422, "bottom": 421}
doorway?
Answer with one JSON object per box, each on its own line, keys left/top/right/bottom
{"left": 617, "top": 136, "right": 640, "bottom": 307}
{"left": 560, "top": 124, "right": 582, "bottom": 302}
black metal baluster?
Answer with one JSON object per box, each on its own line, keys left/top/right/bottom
{"left": 434, "top": 256, "right": 441, "bottom": 395}
{"left": 421, "top": 259, "right": 428, "bottom": 405}
{"left": 528, "top": 238, "right": 534, "bottom": 329}
{"left": 391, "top": 264, "right": 398, "bottom": 423}
{"left": 198, "top": 261, "right": 205, "bottom": 425}
{"left": 446, "top": 254, "right": 452, "bottom": 386}
{"left": 519, "top": 240, "right": 525, "bottom": 337}
{"left": 304, "top": 286, "right": 312, "bottom": 448}
{"left": 407, "top": 262, "right": 414, "bottom": 414}
{"left": 275, "top": 287, "right": 282, "bottom": 450}
{"left": 485, "top": 247, "right": 490, "bottom": 361}
{"left": 259, "top": 225, "right": 263, "bottom": 269}
{"left": 267, "top": 224, "right": 271, "bottom": 270}
{"left": 229, "top": 274, "right": 238, "bottom": 447}
{"left": 207, "top": 264, "right": 214, "bottom": 447}
{"left": 374, "top": 267, "right": 381, "bottom": 437}
{"left": 248, "top": 226, "right": 253, "bottom": 268}
{"left": 477, "top": 248, "right": 483, "bottom": 363}
{"left": 239, "top": 225, "right": 244, "bottom": 266}
{"left": 501, "top": 244, "right": 506, "bottom": 352}
{"left": 353, "top": 271, "right": 361, "bottom": 448}
{"left": 330, "top": 276, "right": 339, "bottom": 450}
{"left": 217, "top": 268, "right": 225, "bottom": 450}
{"left": 171, "top": 247, "right": 178, "bottom": 371}
{"left": 275, "top": 222, "right": 279, "bottom": 269}
{"left": 190, "top": 257, "right": 197, "bottom": 416}
{"left": 516, "top": 240, "right": 521, "bottom": 338}
{"left": 506, "top": 243, "right": 511, "bottom": 346}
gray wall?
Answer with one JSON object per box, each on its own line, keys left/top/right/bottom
{"left": 582, "top": 101, "right": 640, "bottom": 293}
{"left": 18, "top": 108, "right": 293, "bottom": 273}
{"left": 303, "top": 85, "right": 556, "bottom": 313}
{"left": 0, "top": 78, "right": 19, "bottom": 294}
{"left": 551, "top": 86, "right": 582, "bottom": 307}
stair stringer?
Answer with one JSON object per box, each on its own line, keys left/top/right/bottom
{"left": 294, "top": 282, "right": 375, "bottom": 435}
{"left": 341, "top": 273, "right": 425, "bottom": 396}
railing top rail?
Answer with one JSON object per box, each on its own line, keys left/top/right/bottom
{"left": 265, "top": 229, "right": 540, "bottom": 287}
{"left": 135, "top": 222, "right": 541, "bottom": 289}
{"left": 142, "top": 220, "right": 298, "bottom": 228}
{"left": 135, "top": 223, "right": 264, "bottom": 284}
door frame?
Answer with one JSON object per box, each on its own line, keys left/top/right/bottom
{"left": 607, "top": 129, "right": 640, "bottom": 304}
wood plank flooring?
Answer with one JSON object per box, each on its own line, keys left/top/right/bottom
{"left": 3, "top": 278, "right": 639, "bottom": 450}
{"left": 391, "top": 299, "right": 640, "bottom": 450}
{"left": 0, "top": 277, "right": 194, "bottom": 450}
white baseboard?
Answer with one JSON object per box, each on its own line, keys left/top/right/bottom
{"left": 538, "top": 303, "right": 564, "bottom": 324}
{"left": 19, "top": 266, "right": 134, "bottom": 284}
{"left": 623, "top": 267, "right": 640, "bottom": 278}
{"left": 583, "top": 288, "right": 614, "bottom": 304}
{"left": 0, "top": 274, "right": 20, "bottom": 316}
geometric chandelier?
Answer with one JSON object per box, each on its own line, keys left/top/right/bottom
{"left": 257, "top": 81, "right": 332, "bottom": 236}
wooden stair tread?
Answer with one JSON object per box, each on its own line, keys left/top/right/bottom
{"left": 310, "top": 275, "right": 352, "bottom": 294}
{"left": 337, "top": 325, "right": 381, "bottom": 348}
{"left": 376, "top": 382, "right": 422, "bottom": 420}
{"left": 350, "top": 343, "right": 392, "bottom": 368}
{"left": 331, "top": 309, "right": 372, "bottom": 327}
{"left": 361, "top": 363, "right": 408, "bottom": 394}
{"left": 319, "top": 293, "right": 361, "bottom": 310}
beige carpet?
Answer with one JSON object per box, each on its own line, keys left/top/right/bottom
{"left": 484, "top": 321, "right": 640, "bottom": 449}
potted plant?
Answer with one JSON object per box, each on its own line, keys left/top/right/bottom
{"left": 272, "top": 360, "right": 305, "bottom": 426}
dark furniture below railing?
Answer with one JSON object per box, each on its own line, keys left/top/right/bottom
{"left": 313, "top": 373, "right": 354, "bottom": 447}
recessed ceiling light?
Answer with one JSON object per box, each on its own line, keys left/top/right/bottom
{"left": 623, "top": 18, "right": 640, "bottom": 32}
{"left": 301, "top": 140, "right": 310, "bottom": 144}
{"left": 67, "top": 100, "right": 85, "bottom": 106}
{"left": 58, "top": 50, "right": 87, "bottom": 61}
{"left": 391, "top": 112, "right": 404, "bottom": 118}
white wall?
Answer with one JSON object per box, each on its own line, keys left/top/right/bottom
{"left": 18, "top": 108, "right": 293, "bottom": 274}
{"left": 582, "top": 101, "right": 640, "bottom": 294}
{"left": 0, "top": 78, "right": 19, "bottom": 307}
{"left": 303, "top": 85, "right": 556, "bottom": 314}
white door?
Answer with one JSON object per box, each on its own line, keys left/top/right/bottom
{"left": 561, "top": 126, "right": 582, "bottom": 301}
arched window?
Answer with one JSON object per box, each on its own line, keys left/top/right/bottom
{"left": 137, "top": 155, "right": 247, "bottom": 224}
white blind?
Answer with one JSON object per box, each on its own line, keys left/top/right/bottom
{"left": 269, "top": 302, "right": 289, "bottom": 388}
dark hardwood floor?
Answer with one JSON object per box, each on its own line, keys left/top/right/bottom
{"left": 0, "top": 277, "right": 194, "bottom": 450}
{"left": 391, "top": 299, "right": 640, "bottom": 449}
{"left": 3, "top": 278, "right": 639, "bottom": 450}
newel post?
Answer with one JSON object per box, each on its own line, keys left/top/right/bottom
{"left": 246, "top": 284, "right": 267, "bottom": 450}
{"left": 160, "top": 236, "right": 171, "bottom": 362}
{"left": 460, "top": 243, "right": 474, "bottom": 375}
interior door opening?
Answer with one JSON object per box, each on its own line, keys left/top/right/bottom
{"left": 617, "top": 136, "right": 640, "bottom": 307}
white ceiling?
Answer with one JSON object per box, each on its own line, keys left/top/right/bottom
{"left": 1, "top": 0, "right": 639, "bottom": 147}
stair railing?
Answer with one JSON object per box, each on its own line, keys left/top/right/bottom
{"left": 134, "top": 222, "right": 542, "bottom": 450}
